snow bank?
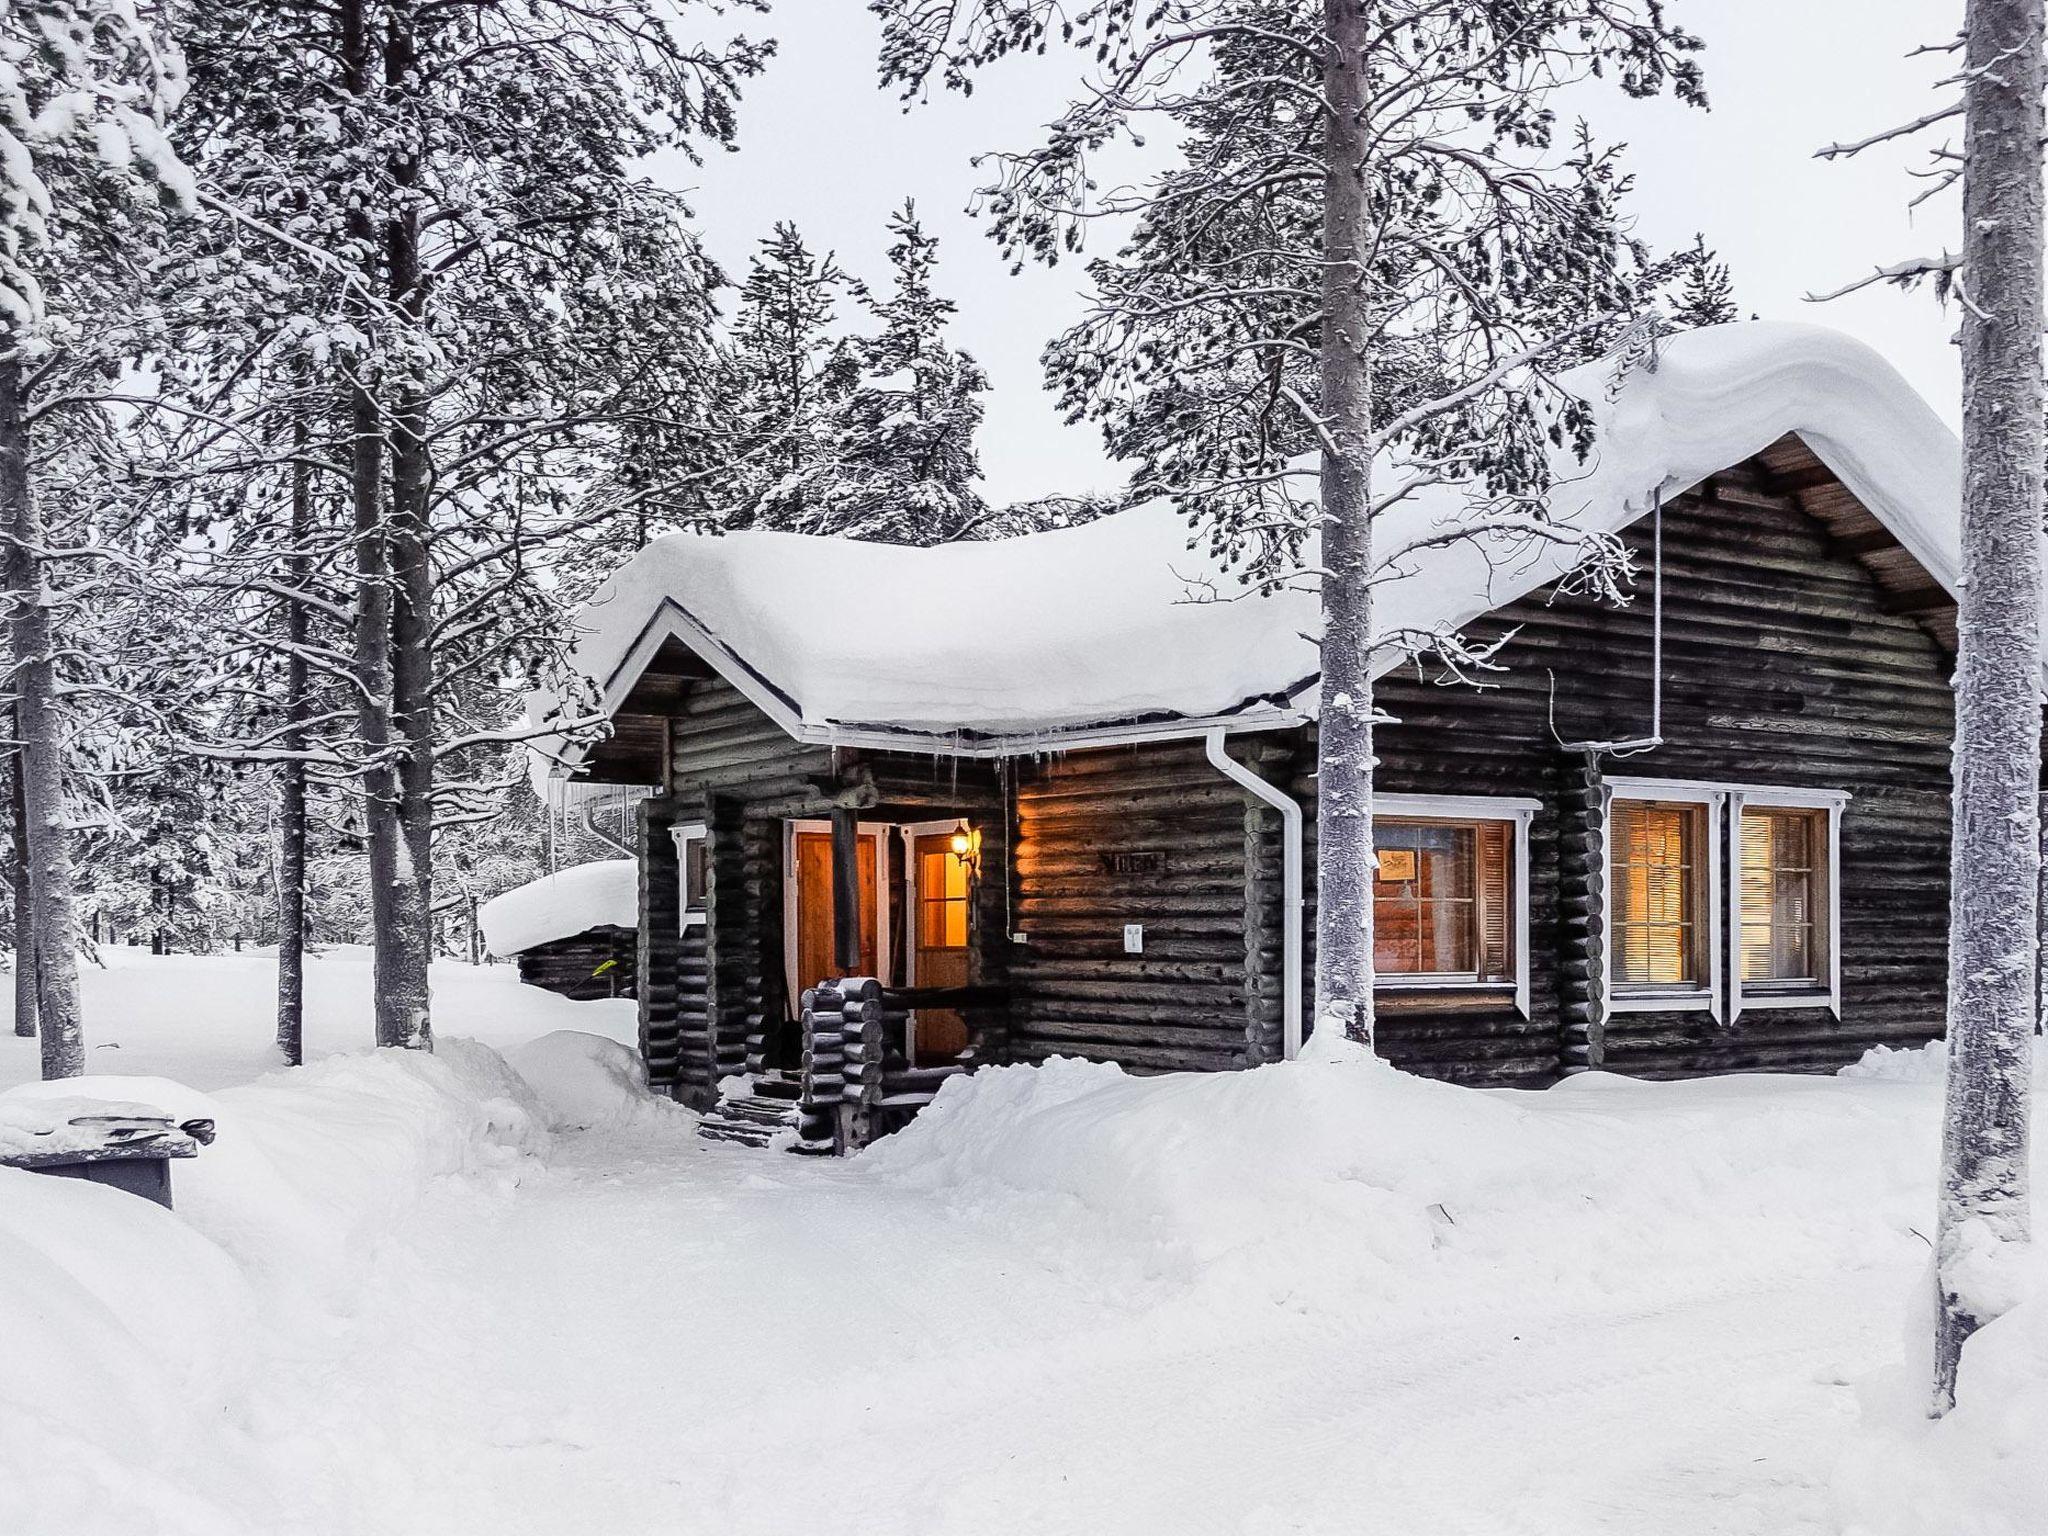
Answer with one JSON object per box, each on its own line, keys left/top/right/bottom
{"left": 557, "top": 321, "right": 1961, "bottom": 744}
{"left": 0, "top": 1042, "right": 549, "bottom": 1532}
{"left": 505, "top": 1030, "right": 683, "bottom": 1132}
{"left": 865, "top": 1044, "right": 1933, "bottom": 1309}
{"left": 1835, "top": 1247, "right": 2048, "bottom": 1536}
{"left": 479, "top": 858, "right": 637, "bottom": 957}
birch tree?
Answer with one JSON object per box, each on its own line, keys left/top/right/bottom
{"left": 873, "top": 0, "right": 1705, "bottom": 1045}
{"left": 1815, "top": 0, "right": 2045, "bottom": 1415}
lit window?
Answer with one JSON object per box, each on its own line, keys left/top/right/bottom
{"left": 1610, "top": 800, "right": 1707, "bottom": 992}
{"left": 1739, "top": 806, "right": 1826, "bottom": 989}
{"left": 1374, "top": 820, "right": 1514, "bottom": 982}
{"left": 917, "top": 844, "right": 969, "bottom": 949}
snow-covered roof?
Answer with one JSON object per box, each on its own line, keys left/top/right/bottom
{"left": 560, "top": 322, "right": 1958, "bottom": 758}
{"left": 480, "top": 860, "right": 638, "bottom": 957}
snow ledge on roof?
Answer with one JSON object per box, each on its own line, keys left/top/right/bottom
{"left": 480, "top": 860, "right": 639, "bottom": 958}
{"left": 557, "top": 321, "right": 1958, "bottom": 748}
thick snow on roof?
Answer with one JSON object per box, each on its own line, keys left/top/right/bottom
{"left": 566, "top": 322, "right": 1957, "bottom": 747}
{"left": 480, "top": 859, "right": 638, "bottom": 958}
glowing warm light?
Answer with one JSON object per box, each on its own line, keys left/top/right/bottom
{"left": 949, "top": 822, "right": 972, "bottom": 858}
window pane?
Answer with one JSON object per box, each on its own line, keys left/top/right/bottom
{"left": 1375, "top": 821, "right": 1495, "bottom": 977}
{"left": 1740, "top": 807, "right": 1824, "bottom": 986}
{"left": 682, "top": 837, "right": 708, "bottom": 913}
{"left": 1611, "top": 802, "right": 1698, "bottom": 988}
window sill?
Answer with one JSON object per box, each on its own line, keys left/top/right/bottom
{"left": 1737, "top": 990, "right": 1835, "bottom": 1013}
{"left": 1376, "top": 979, "right": 1515, "bottom": 992}
{"left": 1608, "top": 991, "right": 1715, "bottom": 1014}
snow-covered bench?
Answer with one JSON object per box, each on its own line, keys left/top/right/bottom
{"left": 0, "top": 1099, "right": 215, "bottom": 1209}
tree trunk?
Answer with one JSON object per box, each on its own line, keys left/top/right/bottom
{"left": 9, "top": 712, "right": 32, "bottom": 1039}
{"left": 276, "top": 409, "right": 311, "bottom": 1067}
{"left": 1312, "top": 0, "right": 1378, "bottom": 1048}
{"left": 0, "top": 356, "right": 85, "bottom": 1078}
{"left": 1933, "top": 0, "right": 2047, "bottom": 1415}
{"left": 376, "top": 6, "right": 433, "bottom": 1050}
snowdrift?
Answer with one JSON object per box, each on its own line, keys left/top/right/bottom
{"left": 865, "top": 1042, "right": 1935, "bottom": 1311}
{"left": 506, "top": 1030, "right": 686, "bottom": 1132}
{"left": 479, "top": 858, "right": 638, "bottom": 957}
{"left": 0, "top": 1040, "right": 557, "bottom": 1535}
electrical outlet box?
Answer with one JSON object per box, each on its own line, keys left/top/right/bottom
{"left": 1123, "top": 923, "right": 1144, "bottom": 955}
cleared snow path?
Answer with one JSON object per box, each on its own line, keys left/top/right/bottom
{"left": 295, "top": 1107, "right": 1907, "bottom": 1536}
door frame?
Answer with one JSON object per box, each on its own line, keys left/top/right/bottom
{"left": 900, "top": 819, "right": 972, "bottom": 1063}
{"left": 782, "top": 818, "right": 895, "bottom": 1007}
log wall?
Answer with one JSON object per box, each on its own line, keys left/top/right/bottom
{"left": 514, "top": 926, "right": 637, "bottom": 1001}
{"left": 1006, "top": 739, "right": 1269, "bottom": 1073}
{"left": 638, "top": 470, "right": 1954, "bottom": 1096}
{"left": 1293, "top": 471, "right": 1955, "bottom": 1083}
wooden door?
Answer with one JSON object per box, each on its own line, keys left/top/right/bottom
{"left": 793, "top": 831, "right": 878, "bottom": 997}
{"left": 913, "top": 834, "right": 971, "bottom": 1063}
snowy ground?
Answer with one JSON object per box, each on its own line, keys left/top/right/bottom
{"left": 0, "top": 950, "right": 2011, "bottom": 1535}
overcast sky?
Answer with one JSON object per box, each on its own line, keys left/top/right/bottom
{"left": 660, "top": 0, "right": 1962, "bottom": 509}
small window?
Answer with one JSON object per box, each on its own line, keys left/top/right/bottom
{"left": 917, "top": 844, "right": 970, "bottom": 949}
{"left": 1610, "top": 800, "right": 1708, "bottom": 993}
{"left": 1739, "top": 806, "right": 1827, "bottom": 989}
{"left": 674, "top": 823, "right": 708, "bottom": 927}
{"left": 1374, "top": 819, "right": 1514, "bottom": 983}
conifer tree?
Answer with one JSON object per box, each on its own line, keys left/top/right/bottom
{"left": 1816, "top": 0, "right": 2046, "bottom": 1415}
{"left": 1668, "top": 234, "right": 1739, "bottom": 328}
{"left": 774, "top": 200, "right": 992, "bottom": 543}
{"left": 873, "top": 0, "right": 1705, "bottom": 1045}
{"left": 0, "top": 0, "right": 190, "bottom": 1074}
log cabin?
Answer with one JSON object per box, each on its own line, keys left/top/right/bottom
{"left": 479, "top": 859, "right": 639, "bottom": 1002}
{"left": 541, "top": 322, "right": 1976, "bottom": 1153}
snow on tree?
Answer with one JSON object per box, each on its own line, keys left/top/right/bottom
{"left": 1814, "top": 0, "right": 2045, "bottom": 1417}
{"left": 722, "top": 221, "right": 860, "bottom": 532}
{"left": 1667, "top": 234, "right": 1740, "bottom": 328}
{"left": 153, "top": 0, "right": 763, "bottom": 1052}
{"left": 0, "top": 0, "right": 191, "bottom": 1076}
{"left": 753, "top": 200, "right": 995, "bottom": 544}
{"left": 873, "top": 0, "right": 1706, "bottom": 1046}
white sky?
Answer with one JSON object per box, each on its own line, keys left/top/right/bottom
{"left": 662, "top": 0, "right": 1962, "bottom": 508}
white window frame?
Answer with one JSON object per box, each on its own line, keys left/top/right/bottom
{"left": 1374, "top": 794, "right": 1539, "bottom": 1021}
{"left": 781, "top": 818, "right": 894, "bottom": 1005}
{"left": 1726, "top": 786, "right": 1848, "bottom": 1020}
{"left": 668, "top": 821, "right": 708, "bottom": 930}
{"left": 1603, "top": 779, "right": 1726, "bottom": 1021}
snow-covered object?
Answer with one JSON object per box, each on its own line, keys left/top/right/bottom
{"left": 0, "top": 1095, "right": 196, "bottom": 1160}
{"left": 0, "top": 1039, "right": 549, "bottom": 1532}
{"left": 479, "top": 858, "right": 637, "bottom": 957}
{"left": 556, "top": 322, "right": 1959, "bottom": 748}
{"left": 504, "top": 1030, "right": 681, "bottom": 1132}
{"left": 1836, "top": 1244, "right": 2048, "bottom": 1536}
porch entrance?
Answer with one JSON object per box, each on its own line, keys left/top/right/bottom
{"left": 781, "top": 819, "right": 977, "bottom": 1068}
{"left": 791, "top": 829, "right": 878, "bottom": 996}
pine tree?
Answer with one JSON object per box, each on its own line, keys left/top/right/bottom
{"left": 1932, "top": 0, "right": 2044, "bottom": 1415}
{"left": 725, "top": 222, "right": 857, "bottom": 527}
{"left": 159, "top": 0, "right": 762, "bottom": 1052}
{"left": 1815, "top": 0, "right": 2046, "bottom": 1416}
{"left": 0, "top": 2, "right": 191, "bottom": 1075}
{"left": 753, "top": 202, "right": 993, "bottom": 544}
{"left": 874, "top": 0, "right": 1704, "bottom": 1045}
{"left": 1668, "top": 234, "right": 1739, "bottom": 328}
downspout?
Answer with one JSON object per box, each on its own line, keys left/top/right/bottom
{"left": 579, "top": 792, "right": 635, "bottom": 858}
{"left": 1205, "top": 727, "right": 1304, "bottom": 1061}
